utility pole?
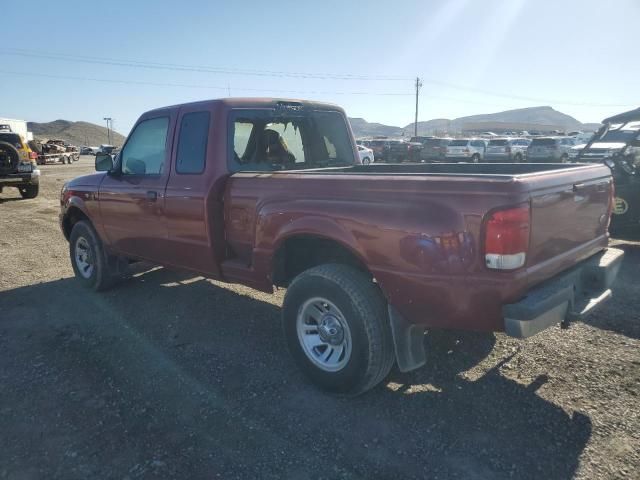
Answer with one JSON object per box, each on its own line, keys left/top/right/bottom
{"left": 103, "top": 117, "right": 112, "bottom": 145}
{"left": 414, "top": 77, "right": 423, "bottom": 138}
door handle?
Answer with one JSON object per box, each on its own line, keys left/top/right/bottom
{"left": 572, "top": 183, "right": 586, "bottom": 192}
{"left": 146, "top": 190, "right": 158, "bottom": 201}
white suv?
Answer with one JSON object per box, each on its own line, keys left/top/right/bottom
{"left": 445, "top": 138, "right": 487, "bottom": 162}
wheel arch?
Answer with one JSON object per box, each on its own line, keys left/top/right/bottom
{"left": 61, "top": 205, "right": 92, "bottom": 241}
{"left": 271, "top": 233, "right": 371, "bottom": 288}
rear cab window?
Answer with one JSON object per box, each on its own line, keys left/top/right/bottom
{"left": 228, "top": 108, "right": 355, "bottom": 172}
{"left": 0, "top": 133, "right": 24, "bottom": 149}
{"left": 176, "top": 111, "right": 210, "bottom": 174}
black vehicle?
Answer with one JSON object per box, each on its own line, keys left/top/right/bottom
{"left": 576, "top": 107, "right": 640, "bottom": 236}
{"left": 0, "top": 132, "right": 40, "bottom": 199}
{"left": 368, "top": 139, "right": 410, "bottom": 163}
{"left": 408, "top": 136, "right": 452, "bottom": 162}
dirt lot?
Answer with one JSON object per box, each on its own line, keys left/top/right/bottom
{"left": 1, "top": 156, "right": 639, "bottom": 479}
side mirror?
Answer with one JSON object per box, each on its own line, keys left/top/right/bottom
{"left": 95, "top": 153, "right": 114, "bottom": 172}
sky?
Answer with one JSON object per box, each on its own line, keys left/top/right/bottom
{"left": 1, "top": 0, "right": 637, "bottom": 136}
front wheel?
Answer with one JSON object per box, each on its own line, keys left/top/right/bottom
{"left": 18, "top": 184, "right": 39, "bottom": 199}
{"left": 514, "top": 153, "right": 523, "bottom": 163}
{"left": 471, "top": 153, "right": 480, "bottom": 163}
{"left": 69, "top": 220, "right": 126, "bottom": 291}
{"left": 282, "top": 264, "right": 395, "bottom": 395}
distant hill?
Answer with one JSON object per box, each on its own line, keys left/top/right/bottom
{"left": 350, "top": 106, "right": 599, "bottom": 138}
{"left": 347, "top": 118, "right": 405, "bottom": 138}
{"left": 27, "top": 120, "right": 126, "bottom": 147}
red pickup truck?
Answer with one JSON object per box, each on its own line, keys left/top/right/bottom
{"left": 60, "top": 98, "right": 623, "bottom": 395}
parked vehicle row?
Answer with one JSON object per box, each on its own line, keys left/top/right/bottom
{"left": 358, "top": 135, "right": 588, "bottom": 164}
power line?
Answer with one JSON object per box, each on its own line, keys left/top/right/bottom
{"left": 0, "top": 69, "right": 414, "bottom": 96}
{"left": 0, "top": 49, "right": 411, "bottom": 81}
{"left": 0, "top": 48, "right": 634, "bottom": 108}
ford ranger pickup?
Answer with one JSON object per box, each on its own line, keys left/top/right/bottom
{"left": 60, "top": 98, "right": 623, "bottom": 395}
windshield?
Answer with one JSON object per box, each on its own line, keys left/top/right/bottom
{"left": 597, "top": 129, "right": 639, "bottom": 143}
{"left": 531, "top": 138, "right": 557, "bottom": 146}
{"left": 229, "top": 109, "right": 355, "bottom": 171}
{"left": 0, "top": 133, "right": 23, "bottom": 148}
{"left": 425, "top": 138, "right": 449, "bottom": 146}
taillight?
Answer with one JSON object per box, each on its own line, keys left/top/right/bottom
{"left": 29, "top": 151, "right": 38, "bottom": 160}
{"left": 484, "top": 204, "right": 530, "bottom": 270}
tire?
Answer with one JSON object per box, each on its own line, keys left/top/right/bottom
{"left": 282, "top": 264, "right": 395, "bottom": 395}
{"left": 69, "top": 220, "right": 125, "bottom": 291}
{"left": 514, "top": 153, "right": 523, "bottom": 163}
{"left": 362, "top": 157, "right": 371, "bottom": 165}
{"left": 0, "top": 141, "right": 20, "bottom": 172}
{"left": 19, "top": 184, "right": 39, "bottom": 199}
{"left": 561, "top": 154, "right": 569, "bottom": 163}
{"left": 471, "top": 153, "right": 480, "bottom": 163}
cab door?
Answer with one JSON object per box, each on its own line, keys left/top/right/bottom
{"left": 98, "top": 114, "right": 176, "bottom": 261}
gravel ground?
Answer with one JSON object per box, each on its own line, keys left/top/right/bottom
{"left": 1, "top": 156, "right": 639, "bottom": 479}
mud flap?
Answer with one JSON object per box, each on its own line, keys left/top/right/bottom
{"left": 388, "top": 305, "right": 426, "bottom": 372}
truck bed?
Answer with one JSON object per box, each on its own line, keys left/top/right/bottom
{"left": 271, "top": 162, "right": 596, "bottom": 177}
{"left": 226, "top": 161, "right": 613, "bottom": 331}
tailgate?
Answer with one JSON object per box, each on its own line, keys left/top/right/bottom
{"left": 526, "top": 165, "right": 612, "bottom": 281}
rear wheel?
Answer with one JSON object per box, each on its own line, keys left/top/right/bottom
{"left": 69, "top": 220, "right": 127, "bottom": 291}
{"left": 471, "top": 153, "right": 481, "bottom": 163}
{"left": 514, "top": 153, "right": 523, "bottom": 163}
{"left": 18, "top": 184, "right": 39, "bottom": 199}
{"left": 282, "top": 264, "right": 395, "bottom": 395}
{"left": 561, "top": 153, "right": 569, "bottom": 163}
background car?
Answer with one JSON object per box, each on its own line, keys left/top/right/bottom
{"left": 527, "top": 137, "right": 575, "bottom": 162}
{"left": 0, "top": 131, "right": 37, "bottom": 165}
{"left": 445, "top": 138, "right": 487, "bottom": 162}
{"left": 357, "top": 144, "right": 374, "bottom": 165}
{"left": 569, "top": 126, "right": 639, "bottom": 162}
{"left": 409, "top": 136, "right": 452, "bottom": 162}
{"left": 485, "top": 138, "right": 531, "bottom": 162}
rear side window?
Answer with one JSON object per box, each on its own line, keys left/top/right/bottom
{"left": 449, "top": 139, "right": 469, "bottom": 146}
{"left": 488, "top": 139, "right": 508, "bottom": 146}
{"left": 0, "top": 133, "right": 23, "bottom": 148}
{"left": 176, "top": 111, "right": 210, "bottom": 174}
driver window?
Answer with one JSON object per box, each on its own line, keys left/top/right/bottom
{"left": 121, "top": 117, "right": 169, "bottom": 175}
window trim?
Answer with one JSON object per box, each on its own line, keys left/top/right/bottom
{"left": 175, "top": 111, "right": 210, "bottom": 175}
{"left": 120, "top": 115, "right": 170, "bottom": 176}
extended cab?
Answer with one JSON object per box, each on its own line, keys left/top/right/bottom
{"left": 60, "top": 98, "right": 623, "bottom": 395}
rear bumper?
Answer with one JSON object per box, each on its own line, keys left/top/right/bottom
{"left": 0, "top": 169, "right": 40, "bottom": 186}
{"left": 503, "top": 247, "right": 624, "bottom": 338}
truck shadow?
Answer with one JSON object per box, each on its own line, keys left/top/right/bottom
{"left": 584, "top": 242, "right": 640, "bottom": 339}
{"left": 0, "top": 267, "right": 591, "bottom": 479}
